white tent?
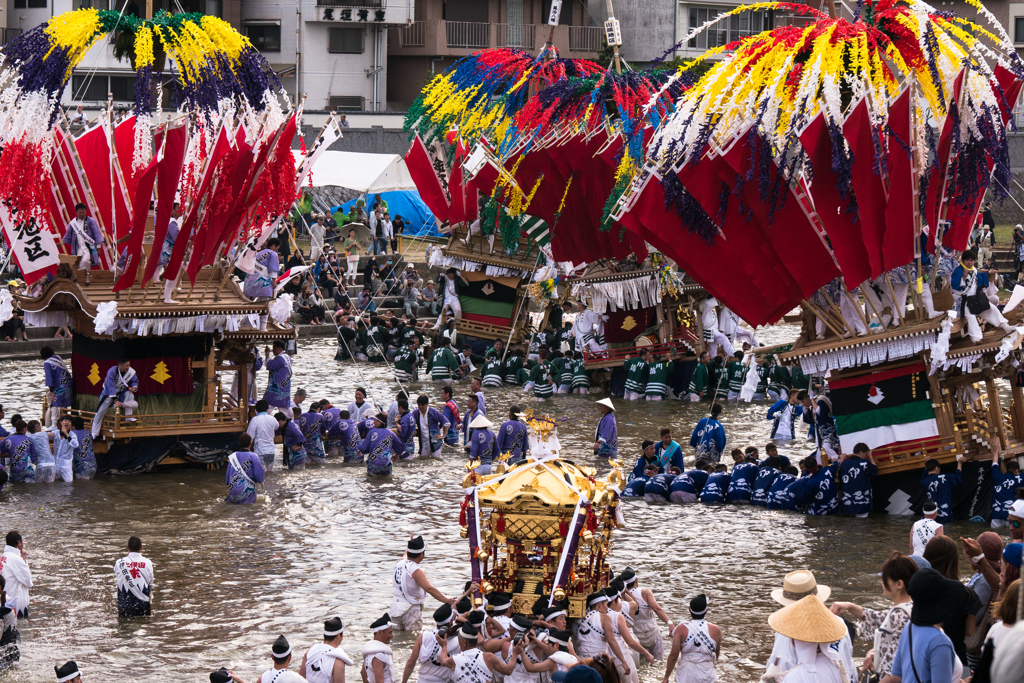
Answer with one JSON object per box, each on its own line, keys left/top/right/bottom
{"left": 292, "top": 149, "right": 416, "bottom": 194}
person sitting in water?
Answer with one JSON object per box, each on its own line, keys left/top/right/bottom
{"left": 699, "top": 464, "right": 731, "bottom": 504}
{"left": 643, "top": 469, "right": 678, "bottom": 504}
{"left": 727, "top": 449, "right": 760, "bottom": 503}
{"left": 360, "top": 412, "right": 406, "bottom": 476}
{"left": 669, "top": 462, "right": 713, "bottom": 504}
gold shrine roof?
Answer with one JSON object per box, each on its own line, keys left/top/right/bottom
{"left": 476, "top": 458, "right": 601, "bottom": 509}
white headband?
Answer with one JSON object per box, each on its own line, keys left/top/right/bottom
{"left": 547, "top": 610, "right": 567, "bottom": 620}
{"left": 587, "top": 595, "right": 608, "bottom": 606}
{"left": 273, "top": 646, "right": 292, "bottom": 658}
{"left": 491, "top": 601, "right": 512, "bottom": 611}
{"left": 324, "top": 626, "right": 343, "bottom": 637}
{"left": 372, "top": 621, "right": 394, "bottom": 633}
{"left": 510, "top": 621, "right": 528, "bottom": 631}
{"left": 57, "top": 670, "right": 82, "bottom": 683}
{"left": 435, "top": 613, "right": 455, "bottom": 626}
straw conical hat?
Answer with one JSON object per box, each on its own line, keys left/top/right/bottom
{"left": 768, "top": 595, "right": 848, "bottom": 643}
{"left": 469, "top": 415, "right": 493, "bottom": 429}
{"left": 595, "top": 398, "right": 615, "bottom": 411}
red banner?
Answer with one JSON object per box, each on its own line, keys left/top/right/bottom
{"left": 142, "top": 119, "right": 189, "bottom": 285}
{"left": 843, "top": 98, "right": 887, "bottom": 280}
{"left": 885, "top": 87, "right": 918, "bottom": 267}
{"left": 406, "top": 134, "right": 450, "bottom": 222}
{"left": 74, "top": 124, "right": 114, "bottom": 236}
{"left": 799, "top": 112, "right": 872, "bottom": 288}
{"left": 113, "top": 134, "right": 161, "bottom": 292}
{"left": 71, "top": 354, "right": 194, "bottom": 396}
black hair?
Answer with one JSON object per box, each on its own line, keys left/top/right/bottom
{"left": 660, "top": 427, "right": 671, "bottom": 436}
{"left": 440, "top": 337, "right": 451, "bottom": 347}
{"left": 75, "top": 202, "right": 87, "bottom": 211}
{"left": 292, "top": 407, "right": 302, "bottom": 419}
{"left": 801, "top": 455, "right": 818, "bottom": 470}
{"left": 441, "top": 386, "right": 453, "bottom": 398}
{"left": 255, "top": 399, "right": 269, "bottom": 412}
{"left": 72, "top": 416, "right": 85, "bottom": 430}
{"left": 710, "top": 403, "right": 722, "bottom": 418}
{"left": 5, "top": 531, "right": 22, "bottom": 548}
{"left": 853, "top": 442, "right": 870, "bottom": 455}
{"left": 796, "top": 390, "right": 809, "bottom": 401}
{"left": 13, "top": 420, "right": 26, "bottom": 434}
{"left": 272, "top": 340, "right": 286, "bottom": 350}
{"left": 417, "top": 395, "right": 429, "bottom": 406}
{"left": 962, "top": 248, "right": 978, "bottom": 261}
{"left": 355, "top": 387, "right": 367, "bottom": 397}
{"left": 783, "top": 465, "right": 799, "bottom": 475}
{"left": 40, "top": 346, "right": 54, "bottom": 360}
{"left": 128, "top": 536, "right": 142, "bottom": 552}
{"left": 275, "top": 412, "right": 290, "bottom": 422}
{"left": 398, "top": 399, "right": 409, "bottom": 411}
{"left": 641, "top": 439, "right": 655, "bottom": 451}
{"left": 924, "top": 458, "right": 940, "bottom": 472}
{"left": 238, "top": 433, "right": 253, "bottom": 448}
{"left": 118, "top": 355, "right": 131, "bottom": 365}
{"left": 266, "top": 238, "right": 281, "bottom": 249}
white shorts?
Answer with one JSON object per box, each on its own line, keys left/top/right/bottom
{"left": 392, "top": 605, "right": 422, "bottom": 631}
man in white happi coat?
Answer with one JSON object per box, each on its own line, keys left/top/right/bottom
{"left": 261, "top": 635, "right": 306, "bottom": 682}
{"left": 401, "top": 603, "right": 457, "bottom": 683}
{"left": 113, "top": 535, "right": 153, "bottom": 618}
{"left": 390, "top": 535, "right": 455, "bottom": 631}
{"left": 363, "top": 614, "right": 397, "bottom": 683}
{"left": 301, "top": 616, "right": 355, "bottom": 683}
{"left": 574, "top": 302, "right": 609, "bottom": 354}
{"left": 1, "top": 531, "right": 32, "bottom": 620}
{"left": 434, "top": 623, "right": 520, "bottom": 683}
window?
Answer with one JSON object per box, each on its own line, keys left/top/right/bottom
{"left": 329, "top": 27, "right": 363, "bottom": 54}
{"left": 687, "top": 5, "right": 772, "bottom": 49}
{"left": 1016, "top": 17, "right": 1024, "bottom": 43}
{"left": 28, "top": 0, "right": 48, "bottom": 6}
{"left": 72, "top": 75, "right": 109, "bottom": 102}
{"left": 74, "top": 0, "right": 109, "bottom": 8}
{"left": 70, "top": 75, "right": 136, "bottom": 102}
{"left": 319, "top": 0, "right": 383, "bottom": 5}
{"left": 328, "top": 96, "right": 363, "bottom": 112}
{"left": 444, "top": 0, "right": 488, "bottom": 22}
{"left": 110, "top": 76, "right": 137, "bottom": 102}
{"left": 245, "top": 24, "right": 281, "bottom": 53}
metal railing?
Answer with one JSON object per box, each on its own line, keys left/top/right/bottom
{"left": 496, "top": 23, "right": 535, "bottom": 50}
{"left": 392, "top": 21, "right": 426, "bottom": 47}
{"left": 446, "top": 21, "right": 490, "bottom": 49}
{"left": 0, "top": 28, "right": 23, "bottom": 46}
{"left": 317, "top": 0, "right": 383, "bottom": 6}
{"left": 568, "top": 25, "right": 602, "bottom": 52}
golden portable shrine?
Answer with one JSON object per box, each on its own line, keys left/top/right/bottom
{"left": 458, "top": 419, "right": 626, "bottom": 617}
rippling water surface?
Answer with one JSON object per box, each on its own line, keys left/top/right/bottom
{"left": 0, "top": 327, "right": 993, "bottom": 682}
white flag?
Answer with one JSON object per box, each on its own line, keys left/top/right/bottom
{"left": 0, "top": 204, "right": 61, "bottom": 284}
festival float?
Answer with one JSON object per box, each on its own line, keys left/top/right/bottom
{"left": 0, "top": 9, "right": 340, "bottom": 472}
{"left": 460, "top": 413, "right": 625, "bottom": 616}
{"left": 403, "top": 29, "right": 706, "bottom": 365}
{"left": 608, "top": 0, "right": 1024, "bottom": 515}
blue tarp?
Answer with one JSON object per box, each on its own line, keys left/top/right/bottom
{"left": 332, "top": 191, "right": 442, "bottom": 237}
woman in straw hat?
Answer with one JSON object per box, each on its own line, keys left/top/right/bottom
{"left": 764, "top": 571, "right": 856, "bottom": 682}
{"left": 763, "top": 596, "right": 849, "bottom": 683}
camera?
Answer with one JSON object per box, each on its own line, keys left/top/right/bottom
{"left": 513, "top": 630, "right": 527, "bottom": 646}
{"left": 436, "top": 625, "right": 449, "bottom": 640}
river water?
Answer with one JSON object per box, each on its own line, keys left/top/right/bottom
{"left": 0, "top": 327, "right": 998, "bottom": 682}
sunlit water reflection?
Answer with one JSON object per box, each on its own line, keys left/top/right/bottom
{"left": 0, "top": 326, "right": 997, "bottom": 682}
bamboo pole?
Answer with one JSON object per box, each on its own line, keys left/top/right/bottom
{"left": 860, "top": 283, "right": 885, "bottom": 327}
{"left": 883, "top": 272, "right": 905, "bottom": 327}
{"left": 803, "top": 299, "right": 845, "bottom": 338}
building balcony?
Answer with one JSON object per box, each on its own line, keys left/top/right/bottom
{"left": 388, "top": 20, "right": 600, "bottom": 59}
